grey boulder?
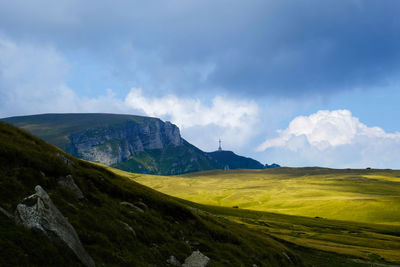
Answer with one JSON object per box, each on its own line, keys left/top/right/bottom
{"left": 15, "top": 185, "right": 95, "bottom": 267}
{"left": 167, "top": 255, "right": 181, "bottom": 266}
{"left": 182, "top": 250, "right": 210, "bottom": 267}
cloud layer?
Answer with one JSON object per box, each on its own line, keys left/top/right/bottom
{"left": 1, "top": 1, "right": 400, "bottom": 97}
{"left": 258, "top": 110, "right": 400, "bottom": 168}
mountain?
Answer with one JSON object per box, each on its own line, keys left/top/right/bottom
{"left": 0, "top": 121, "right": 301, "bottom": 266}
{"left": 206, "top": 150, "right": 264, "bottom": 170}
{"left": 2, "top": 113, "right": 268, "bottom": 175}
{"left": 2, "top": 113, "right": 222, "bottom": 175}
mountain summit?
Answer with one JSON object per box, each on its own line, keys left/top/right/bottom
{"left": 2, "top": 113, "right": 268, "bottom": 175}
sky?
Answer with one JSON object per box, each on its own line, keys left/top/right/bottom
{"left": 1, "top": 0, "right": 400, "bottom": 168}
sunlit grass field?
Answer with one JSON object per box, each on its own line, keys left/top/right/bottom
{"left": 106, "top": 166, "right": 400, "bottom": 264}
{"left": 129, "top": 167, "right": 400, "bottom": 225}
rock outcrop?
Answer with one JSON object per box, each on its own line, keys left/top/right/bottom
{"left": 182, "top": 250, "right": 210, "bottom": 267}
{"left": 166, "top": 255, "right": 181, "bottom": 266}
{"left": 68, "top": 120, "right": 183, "bottom": 166}
{"left": 14, "top": 185, "right": 95, "bottom": 267}
{"left": 58, "top": 174, "right": 84, "bottom": 199}
{"left": 120, "top": 201, "right": 145, "bottom": 213}
{"left": 0, "top": 206, "right": 13, "bottom": 219}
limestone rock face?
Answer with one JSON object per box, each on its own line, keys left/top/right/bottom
{"left": 182, "top": 250, "right": 210, "bottom": 267}
{"left": 67, "top": 119, "right": 183, "bottom": 165}
{"left": 15, "top": 185, "right": 95, "bottom": 267}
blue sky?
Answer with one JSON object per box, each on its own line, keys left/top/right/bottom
{"left": 1, "top": 0, "right": 400, "bottom": 168}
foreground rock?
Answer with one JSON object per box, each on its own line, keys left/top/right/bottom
{"left": 58, "top": 174, "right": 84, "bottom": 199}
{"left": 166, "top": 255, "right": 181, "bottom": 266}
{"left": 120, "top": 201, "right": 144, "bottom": 213}
{"left": 182, "top": 250, "right": 210, "bottom": 267}
{"left": 0, "top": 206, "right": 13, "bottom": 219}
{"left": 15, "top": 185, "right": 95, "bottom": 267}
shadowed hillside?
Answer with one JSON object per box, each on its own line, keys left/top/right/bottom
{"left": 0, "top": 121, "right": 302, "bottom": 266}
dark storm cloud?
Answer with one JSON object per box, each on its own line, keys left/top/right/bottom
{"left": 1, "top": 0, "right": 399, "bottom": 96}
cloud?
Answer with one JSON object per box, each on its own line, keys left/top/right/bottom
{"left": 1, "top": 1, "right": 400, "bottom": 97}
{"left": 0, "top": 36, "right": 77, "bottom": 115}
{"left": 124, "top": 88, "right": 259, "bottom": 149}
{"left": 0, "top": 36, "right": 128, "bottom": 117}
{"left": 0, "top": 35, "right": 260, "bottom": 152}
{"left": 257, "top": 110, "right": 400, "bottom": 168}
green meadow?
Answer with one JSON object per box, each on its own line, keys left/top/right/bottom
{"left": 131, "top": 167, "right": 400, "bottom": 225}
{"left": 106, "top": 166, "right": 400, "bottom": 264}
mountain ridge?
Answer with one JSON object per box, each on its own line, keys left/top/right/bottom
{"left": 2, "top": 113, "right": 269, "bottom": 175}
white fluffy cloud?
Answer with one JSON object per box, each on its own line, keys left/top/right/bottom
{"left": 125, "top": 88, "right": 259, "bottom": 149}
{"left": 258, "top": 110, "right": 400, "bottom": 168}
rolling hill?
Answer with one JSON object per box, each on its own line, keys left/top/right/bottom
{"left": 133, "top": 168, "right": 400, "bottom": 225}
{"left": 206, "top": 150, "right": 264, "bottom": 170}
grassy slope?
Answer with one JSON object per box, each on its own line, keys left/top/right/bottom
{"left": 0, "top": 121, "right": 304, "bottom": 267}
{"left": 133, "top": 168, "right": 400, "bottom": 225}
{"left": 111, "top": 167, "right": 400, "bottom": 265}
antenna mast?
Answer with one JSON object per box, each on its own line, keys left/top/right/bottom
{"left": 218, "top": 139, "right": 222, "bottom": 151}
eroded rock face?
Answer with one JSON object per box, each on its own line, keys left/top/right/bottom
{"left": 182, "top": 250, "right": 210, "bottom": 267}
{"left": 67, "top": 119, "right": 183, "bottom": 165}
{"left": 15, "top": 186, "right": 95, "bottom": 267}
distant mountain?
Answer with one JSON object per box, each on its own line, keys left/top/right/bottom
{"left": 207, "top": 150, "right": 264, "bottom": 170}
{"left": 265, "top": 163, "right": 280, "bottom": 168}
{"left": 2, "top": 113, "right": 271, "bottom": 175}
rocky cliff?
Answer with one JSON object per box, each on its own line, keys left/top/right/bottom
{"left": 67, "top": 119, "right": 183, "bottom": 166}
